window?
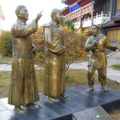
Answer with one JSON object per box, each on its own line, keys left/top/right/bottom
{"left": 117, "top": 0, "right": 120, "bottom": 10}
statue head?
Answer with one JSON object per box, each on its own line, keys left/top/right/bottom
{"left": 15, "top": 5, "right": 28, "bottom": 21}
{"left": 91, "top": 25, "right": 99, "bottom": 36}
{"left": 51, "top": 9, "right": 63, "bottom": 25}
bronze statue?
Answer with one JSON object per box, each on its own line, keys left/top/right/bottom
{"left": 8, "top": 5, "right": 42, "bottom": 114}
{"left": 43, "top": 9, "right": 67, "bottom": 103}
{"left": 85, "top": 25, "right": 118, "bottom": 92}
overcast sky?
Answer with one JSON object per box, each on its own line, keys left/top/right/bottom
{"left": 0, "top": 0, "right": 67, "bottom": 31}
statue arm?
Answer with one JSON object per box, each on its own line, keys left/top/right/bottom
{"left": 105, "top": 37, "right": 118, "bottom": 51}
{"left": 84, "top": 38, "right": 96, "bottom": 52}
{"left": 44, "top": 27, "right": 65, "bottom": 55}
{"left": 12, "top": 20, "right": 38, "bottom": 37}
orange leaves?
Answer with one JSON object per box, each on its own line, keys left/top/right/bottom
{"left": 61, "top": 26, "right": 88, "bottom": 71}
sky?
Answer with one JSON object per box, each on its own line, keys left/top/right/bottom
{"left": 0, "top": 0, "right": 67, "bottom": 31}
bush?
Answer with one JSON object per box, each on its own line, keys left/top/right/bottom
{"left": 0, "top": 31, "right": 12, "bottom": 56}
{"left": 32, "top": 25, "right": 88, "bottom": 70}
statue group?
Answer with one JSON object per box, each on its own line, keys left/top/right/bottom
{"left": 8, "top": 5, "right": 118, "bottom": 114}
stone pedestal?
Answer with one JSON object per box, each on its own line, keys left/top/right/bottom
{"left": 0, "top": 84, "right": 120, "bottom": 120}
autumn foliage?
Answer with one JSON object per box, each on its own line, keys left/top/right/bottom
{"left": 0, "top": 25, "right": 88, "bottom": 71}
{"left": 0, "top": 31, "right": 12, "bottom": 56}
{"left": 32, "top": 25, "right": 88, "bottom": 70}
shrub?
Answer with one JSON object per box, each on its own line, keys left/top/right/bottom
{"left": 0, "top": 31, "right": 12, "bottom": 56}
{"left": 32, "top": 25, "right": 88, "bottom": 71}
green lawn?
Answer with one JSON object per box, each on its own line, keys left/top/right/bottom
{"left": 111, "top": 64, "right": 120, "bottom": 70}
{"left": 0, "top": 69, "right": 120, "bottom": 98}
{"left": 0, "top": 56, "right": 12, "bottom": 63}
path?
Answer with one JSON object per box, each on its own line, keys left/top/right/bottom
{"left": 0, "top": 51, "right": 120, "bottom": 83}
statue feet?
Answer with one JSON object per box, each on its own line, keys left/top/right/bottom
{"left": 86, "top": 85, "right": 94, "bottom": 93}
{"left": 61, "top": 93, "right": 68, "bottom": 98}
{"left": 48, "top": 97, "right": 60, "bottom": 103}
{"left": 102, "top": 85, "right": 108, "bottom": 92}
{"left": 26, "top": 103, "right": 41, "bottom": 109}
{"left": 14, "top": 106, "right": 27, "bottom": 114}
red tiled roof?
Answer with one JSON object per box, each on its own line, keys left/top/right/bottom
{"left": 77, "top": 0, "right": 95, "bottom": 7}
{"left": 63, "top": 0, "right": 78, "bottom": 5}
{"left": 102, "top": 21, "right": 120, "bottom": 28}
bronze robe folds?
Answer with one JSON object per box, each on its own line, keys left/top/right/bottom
{"left": 43, "top": 24, "right": 65, "bottom": 97}
{"left": 8, "top": 20, "right": 39, "bottom": 106}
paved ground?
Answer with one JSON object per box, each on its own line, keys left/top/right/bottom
{"left": 0, "top": 51, "right": 120, "bottom": 83}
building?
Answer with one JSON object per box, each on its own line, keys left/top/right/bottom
{"left": 62, "top": 0, "right": 111, "bottom": 32}
{"left": 102, "top": 0, "right": 120, "bottom": 42}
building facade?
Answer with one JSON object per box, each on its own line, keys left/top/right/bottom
{"left": 62, "top": 0, "right": 120, "bottom": 42}
{"left": 102, "top": 0, "right": 120, "bottom": 42}
{"left": 62, "top": 0, "right": 111, "bottom": 31}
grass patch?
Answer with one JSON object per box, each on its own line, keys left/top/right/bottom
{"left": 0, "top": 56, "right": 12, "bottom": 63}
{"left": 1, "top": 69, "right": 120, "bottom": 98}
{"left": 110, "top": 110, "right": 120, "bottom": 120}
{"left": 0, "top": 71, "right": 11, "bottom": 98}
{"left": 111, "top": 64, "right": 120, "bottom": 70}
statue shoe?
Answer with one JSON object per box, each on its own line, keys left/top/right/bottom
{"left": 14, "top": 106, "right": 27, "bottom": 114}
{"left": 86, "top": 85, "right": 94, "bottom": 93}
{"left": 102, "top": 85, "right": 108, "bottom": 92}
{"left": 48, "top": 97, "right": 60, "bottom": 103}
{"left": 61, "top": 93, "right": 68, "bottom": 98}
{"left": 26, "top": 103, "right": 41, "bottom": 109}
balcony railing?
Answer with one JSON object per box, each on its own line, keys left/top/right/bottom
{"left": 74, "top": 11, "right": 111, "bottom": 28}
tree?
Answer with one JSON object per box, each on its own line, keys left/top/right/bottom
{"left": 62, "top": 20, "right": 75, "bottom": 31}
{"left": 32, "top": 25, "right": 88, "bottom": 71}
{"left": 31, "top": 26, "right": 45, "bottom": 67}
{"left": 0, "top": 31, "right": 12, "bottom": 56}
{"left": 61, "top": 25, "right": 88, "bottom": 71}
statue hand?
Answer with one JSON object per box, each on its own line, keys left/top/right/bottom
{"left": 113, "top": 46, "right": 118, "bottom": 51}
{"left": 92, "top": 41, "right": 97, "bottom": 47}
{"left": 35, "top": 10, "right": 43, "bottom": 23}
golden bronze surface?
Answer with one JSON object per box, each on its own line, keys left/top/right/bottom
{"left": 43, "top": 9, "right": 66, "bottom": 102}
{"left": 85, "top": 25, "right": 118, "bottom": 92}
{"left": 8, "top": 5, "right": 42, "bottom": 114}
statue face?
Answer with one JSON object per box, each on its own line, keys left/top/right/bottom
{"left": 91, "top": 26, "right": 99, "bottom": 36}
{"left": 18, "top": 7, "right": 28, "bottom": 20}
{"left": 54, "top": 12, "right": 63, "bottom": 25}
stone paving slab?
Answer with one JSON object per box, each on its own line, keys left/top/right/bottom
{"left": 73, "top": 106, "right": 113, "bottom": 120}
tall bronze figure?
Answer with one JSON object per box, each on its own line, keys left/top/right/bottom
{"left": 85, "top": 25, "right": 118, "bottom": 92}
{"left": 8, "top": 5, "right": 42, "bottom": 114}
{"left": 43, "top": 9, "right": 67, "bottom": 103}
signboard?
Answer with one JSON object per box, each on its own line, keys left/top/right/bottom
{"left": 70, "top": 4, "right": 80, "bottom": 12}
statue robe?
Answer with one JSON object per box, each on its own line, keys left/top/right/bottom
{"left": 43, "top": 23, "right": 65, "bottom": 97}
{"left": 8, "top": 20, "right": 39, "bottom": 106}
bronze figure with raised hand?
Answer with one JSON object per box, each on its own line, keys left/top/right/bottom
{"left": 43, "top": 9, "right": 68, "bottom": 103}
{"left": 8, "top": 5, "right": 42, "bottom": 114}
{"left": 85, "top": 25, "right": 118, "bottom": 93}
